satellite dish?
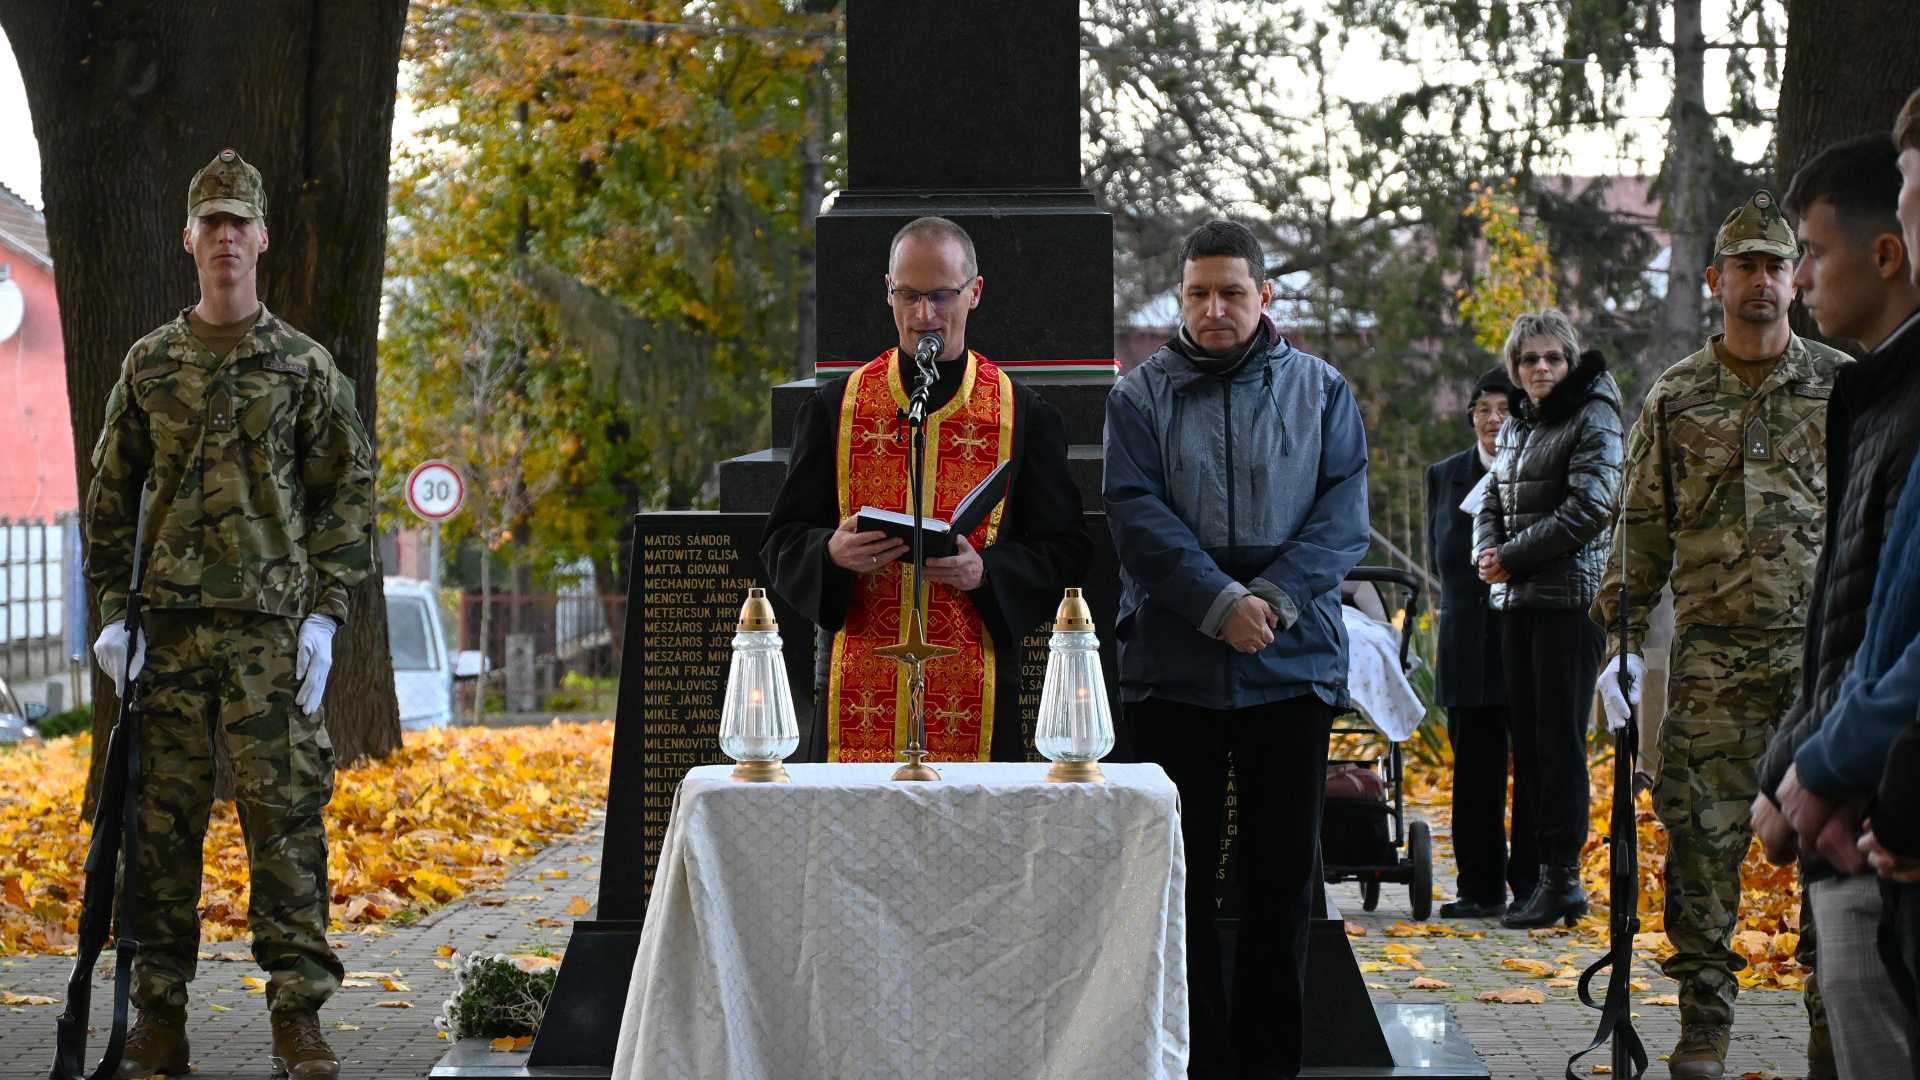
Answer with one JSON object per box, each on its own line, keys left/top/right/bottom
{"left": 0, "top": 275, "right": 22, "bottom": 343}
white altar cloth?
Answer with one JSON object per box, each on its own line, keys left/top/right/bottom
{"left": 612, "top": 762, "right": 1188, "bottom": 1080}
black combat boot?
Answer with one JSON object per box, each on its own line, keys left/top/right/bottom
{"left": 270, "top": 1008, "right": 342, "bottom": 1080}
{"left": 113, "top": 1003, "right": 190, "bottom": 1080}
{"left": 1500, "top": 862, "right": 1588, "bottom": 929}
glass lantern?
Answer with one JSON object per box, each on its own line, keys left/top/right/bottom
{"left": 1035, "top": 588, "right": 1113, "bottom": 783}
{"left": 718, "top": 588, "right": 799, "bottom": 782}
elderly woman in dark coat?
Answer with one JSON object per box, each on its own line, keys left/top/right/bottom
{"left": 1472, "top": 309, "right": 1624, "bottom": 929}
{"left": 1426, "top": 367, "right": 1533, "bottom": 918}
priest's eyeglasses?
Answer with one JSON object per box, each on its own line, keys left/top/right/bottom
{"left": 888, "top": 278, "right": 976, "bottom": 310}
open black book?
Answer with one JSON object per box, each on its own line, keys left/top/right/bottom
{"left": 857, "top": 460, "right": 1011, "bottom": 559}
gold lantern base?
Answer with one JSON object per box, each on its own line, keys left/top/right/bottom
{"left": 1044, "top": 760, "right": 1106, "bottom": 783}
{"left": 730, "top": 760, "right": 792, "bottom": 783}
{"left": 891, "top": 746, "right": 942, "bottom": 782}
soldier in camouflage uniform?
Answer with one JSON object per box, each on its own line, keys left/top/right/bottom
{"left": 83, "top": 149, "right": 374, "bottom": 1080}
{"left": 1592, "top": 192, "right": 1849, "bottom": 1080}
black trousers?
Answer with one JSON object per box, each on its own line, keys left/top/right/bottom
{"left": 1129, "top": 694, "right": 1336, "bottom": 1080}
{"left": 1501, "top": 607, "right": 1603, "bottom": 866}
{"left": 1880, "top": 879, "right": 1920, "bottom": 1075}
{"left": 1446, "top": 705, "right": 1537, "bottom": 903}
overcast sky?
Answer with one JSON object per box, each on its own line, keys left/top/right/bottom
{"left": 0, "top": 33, "right": 38, "bottom": 208}
{"left": 0, "top": 9, "right": 1770, "bottom": 217}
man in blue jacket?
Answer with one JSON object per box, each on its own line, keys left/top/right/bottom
{"left": 1104, "top": 219, "right": 1370, "bottom": 1080}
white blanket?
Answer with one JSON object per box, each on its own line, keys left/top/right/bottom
{"left": 1342, "top": 606, "right": 1426, "bottom": 742}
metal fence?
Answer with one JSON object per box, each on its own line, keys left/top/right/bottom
{"left": 456, "top": 591, "right": 626, "bottom": 715}
{"left": 0, "top": 515, "right": 81, "bottom": 688}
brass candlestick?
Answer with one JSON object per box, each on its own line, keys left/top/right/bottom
{"left": 875, "top": 609, "right": 955, "bottom": 781}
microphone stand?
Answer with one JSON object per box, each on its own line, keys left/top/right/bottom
{"left": 880, "top": 342, "right": 954, "bottom": 782}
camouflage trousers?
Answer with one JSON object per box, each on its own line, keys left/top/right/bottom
{"left": 1652, "top": 622, "right": 1800, "bottom": 1029}
{"left": 129, "top": 609, "right": 343, "bottom": 1012}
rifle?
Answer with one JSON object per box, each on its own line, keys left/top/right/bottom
{"left": 1566, "top": 575, "right": 1649, "bottom": 1080}
{"left": 51, "top": 496, "right": 149, "bottom": 1080}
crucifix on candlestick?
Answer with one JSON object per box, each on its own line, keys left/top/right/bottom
{"left": 876, "top": 333, "right": 956, "bottom": 781}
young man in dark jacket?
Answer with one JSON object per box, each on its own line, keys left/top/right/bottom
{"left": 1836, "top": 89, "right": 1920, "bottom": 1076}
{"left": 1104, "top": 220, "right": 1370, "bottom": 1080}
{"left": 1750, "top": 131, "right": 1920, "bottom": 1078}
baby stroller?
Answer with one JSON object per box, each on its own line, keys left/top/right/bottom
{"left": 1320, "top": 566, "right": 1433, "bottom": 921}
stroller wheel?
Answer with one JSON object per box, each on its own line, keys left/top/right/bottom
{"left": 1409, "top": 820, "right": 1433, "bottom": 921}
{"left": 1360, "top": 879, "right": 1380, "bottom": 911}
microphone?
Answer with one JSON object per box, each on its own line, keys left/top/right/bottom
{"left": 913, "top": 331, "right": 944, "bottom": 369}
{"left": 907, "top": 331, "right": 943, "bottom": 425}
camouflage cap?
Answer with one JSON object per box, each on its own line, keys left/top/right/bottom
{"left": 1714, "top": 189, "right": 1796, "bottom": 261}
{"left": 187, "top": 149, "right": 265, "bottom": 219}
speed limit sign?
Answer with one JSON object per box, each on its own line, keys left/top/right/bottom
{"left": 406, "top": 460, "right": 466, "bottom": 521}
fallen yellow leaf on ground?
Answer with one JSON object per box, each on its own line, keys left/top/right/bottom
{"left": 1500, "top": 957, "right": 1555, "bottom": 976}
{"left": 0, "top": 991, "right": 55, "bottom": 1005}
{"left": 381, "top": 977, "right": 410, "bottom": 992}
{"left": 565, "top": 896, "right": 592, "bottom": 916}
{"left": 0, "top": 725, "right": 612, "bottom": 956}
{"left": 491, "top": 1035, "right": 534, "bottom": 1052}
{"left": 376, "top": 1000, "right": 413, "bottom": 1008}
{"left": 1476, "top": 987, "right": 1546, "bottom": 1004}
{"left": 1408, "top": 977, "right": 1451, "bottom": 989}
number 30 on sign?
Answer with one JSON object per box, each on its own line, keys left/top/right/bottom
{"left": 406, "top": 460, "right": 466, "bottom": 521}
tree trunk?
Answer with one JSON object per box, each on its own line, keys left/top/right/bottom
{"left": 0, "top": 0, "right": 409, "bottom": 814}
{"left": 1654, "top": 0, "right": 1712, "bottom": 377}
{"left": 1776, "top": 0, "right": 1920, "bottom": 191}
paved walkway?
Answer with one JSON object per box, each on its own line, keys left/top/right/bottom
{"left": 0, "top": 799, "right": 1818, "bottom": 1079}
{"left": 1353, "top": 800, "right": 1814, "bottom": 1080}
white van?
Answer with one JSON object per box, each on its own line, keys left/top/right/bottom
{"left": 384, "top": 576, "right": 485, "bottom": 731}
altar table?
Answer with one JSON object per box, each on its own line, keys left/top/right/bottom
{"left": 612, "top": 762, "right": 1188, "bottom": 1079}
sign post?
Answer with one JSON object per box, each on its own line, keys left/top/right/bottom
{"left": 405, "top": 460, "right": 466, "bottom": 597}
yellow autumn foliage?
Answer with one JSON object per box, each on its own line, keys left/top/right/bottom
{"left": 0, "top": 723, "right": 613, "bottom": 954}
{"left": 1459, "top": 182, "right": 1558, "bottom": 353}
{"left": 1403, "top": 745, "right": 1809, "bottom": 992}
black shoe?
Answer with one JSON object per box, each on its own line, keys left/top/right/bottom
{"left": 1439, "top": 897, "right": 1508, "bottom": 918}
{"left": 1500, "top": 862, "right": 1588, "bottom": 929}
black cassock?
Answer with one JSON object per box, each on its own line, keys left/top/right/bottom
{"left": 760, "top": 353, "right": 1091, "bottom": 762}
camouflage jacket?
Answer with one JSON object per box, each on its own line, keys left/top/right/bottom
{"left": 1593, "top": 333, "right": 1850, "bottom": 655}
{"left": 84, "top": 306, "right": 375, "bottom": 627}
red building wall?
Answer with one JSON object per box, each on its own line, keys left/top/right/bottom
{"left": 0, "top": 248, "right": 77, "bottom": 520}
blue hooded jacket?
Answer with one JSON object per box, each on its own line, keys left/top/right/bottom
{"left": 1103, "top": 323, "right": 1371, "bottom": 710}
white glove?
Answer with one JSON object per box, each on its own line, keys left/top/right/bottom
{"left": 294, "top": 615, "right": 338, "bottom": 716}
{"left": 91, "top": 619, "right": 146, "bottom": 698}
{"left": 1597, "top": 653, "right": 1646, "bottom": 732}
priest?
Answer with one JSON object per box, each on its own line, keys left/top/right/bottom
{"left": 761, "top": 216, "right": 1090, "bottom": 763}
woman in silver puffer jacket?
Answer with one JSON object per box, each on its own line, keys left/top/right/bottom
{"left": 1472, "top": 308, "right": 1625, "bottom": 928}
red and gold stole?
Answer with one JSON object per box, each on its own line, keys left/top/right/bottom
{"left": 828, "top": 349, "right": 1016, "bottom": 763}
